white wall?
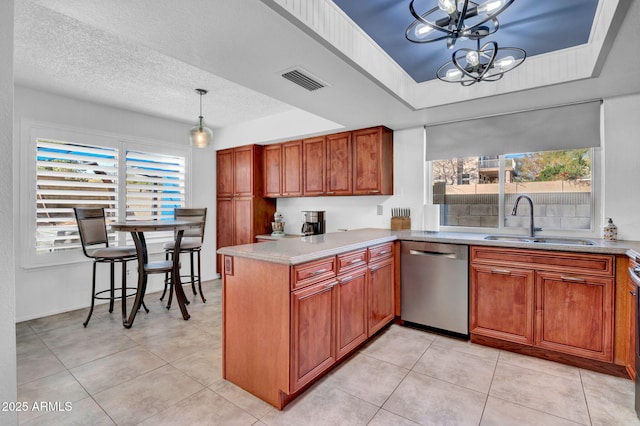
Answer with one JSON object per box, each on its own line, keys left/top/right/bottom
{"left": 1, "top": 1, "right": 17, "bottom": 424}
{"left": 603, "top": 93, "right": 640, "bottom": 240}
{"left": 13, "top": 87, "right": 217, "bottom": 321}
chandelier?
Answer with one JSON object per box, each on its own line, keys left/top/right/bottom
{"left": 189, "top": 88, "right": 213, "bottom": 148}
{"left": 436, "top": 33, "right": 526, "bottom": 85}
{"left": 405, "top": 0, "right": 515, "bottom": 49}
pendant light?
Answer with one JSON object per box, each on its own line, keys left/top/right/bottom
{"left": 189, "top": 88, "right": 213, "bottom": 148}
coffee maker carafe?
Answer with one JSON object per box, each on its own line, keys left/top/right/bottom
{"left": 301, "top": 211, "right": 326, "bottom": 236}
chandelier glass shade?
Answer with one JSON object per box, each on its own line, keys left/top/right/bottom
{"left": 436, "top": 38, "right": 526, "bottom": 86}
{"left": 189, "top": 88, "right": 213, "bottom": 148}
{"left": 405, "top": 0, "right": 515, "bottom": 49}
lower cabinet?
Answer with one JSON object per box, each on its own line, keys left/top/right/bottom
{"left": 223, "top": 243, "right": 396, "bottom": 410}
{"left": 470, "top": 264, "right": 534, "bottom": 345}
{"left": 291, "top": 279, "right": 337, "bottom": 391}
{"left": 470, "top": 246, "right": 615, "bottom": 363}
{"left": 535, "top": 271, "right": 613, "bottom": 361}
{"left": 336, "top": 266, "right": 368, "bottom": 360}
{"left": 368, "top": 256, "right": 395, "bottom": 335}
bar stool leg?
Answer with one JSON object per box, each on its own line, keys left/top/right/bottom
{"left": 160, "top": 250, "right": 170, "bottom": 301}
{"left": 121, "top": 260, "right": 128, "bottom": 323}
{"left": 190, "top": 251, "right": 197, "bottom": 295}
{"left": 83, "top": 262, "right": 98, "bottom": 328}
{"left": 197, "top": 250, "right": 205, "bottom": 303}
{"left": 109, "top": 262, "right": 115, "bottom": 313}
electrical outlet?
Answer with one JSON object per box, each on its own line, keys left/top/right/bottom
{"left": 377, "top": 205, "right": 383, "bottom": 215}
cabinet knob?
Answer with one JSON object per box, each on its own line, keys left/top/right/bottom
{"left": 631, "top": 290, "right": 637, "bottom": 297}
{"left": 491, "top": 269, "right": 511, "bottom": 275}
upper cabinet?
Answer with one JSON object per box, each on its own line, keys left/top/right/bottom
{"left": 353, "top": 126, "right": 394, "bottom": 196}
{"left": 262, "top": 126, "right": 393, "bottom": 198}
{"left": 326, "top": 132, "right": 352, "bottom": 196}
{"left": 282, "top": 141, "right": 303, "bottom": 197}
{"left": 303, "top": 136, "right": 326, "bottom": 196}
{"left": 263, "top": 144, "right": 282, "bottom": 198}
{"left": 217, "top": 145, "right": 263, "bottom": 198}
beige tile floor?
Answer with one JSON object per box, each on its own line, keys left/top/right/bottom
{"left": 16, "top": 279, "right": 640, "bottom": 425}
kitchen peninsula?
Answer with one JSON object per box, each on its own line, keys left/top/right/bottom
{"left": 219, "top": 228, "right": 640, "bottom": 409}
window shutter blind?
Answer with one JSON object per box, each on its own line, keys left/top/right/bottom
{"left": 425, "top": 101, "right": 602, "bottom": 161}
{"left": 125, "top": 150, "right": 185, "bottom": 244}
{"left": 36, "top": 139, "right": 118, "bottom": 253}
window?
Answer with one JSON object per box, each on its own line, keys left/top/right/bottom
{"left": 431, "top": 148, "right": 597, "bottom": 233}
{"left": 125, "top": 150, "right": 186, "bottom": 244}
{"left": 35, "top": 139, "right": 119, "bottom": 253}
{"left": 24, "top": 122, "right": 189, "bottom": 266}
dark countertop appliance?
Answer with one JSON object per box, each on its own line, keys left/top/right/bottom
{"left": 301, "top": 211, "right": 325, "bottom": 236}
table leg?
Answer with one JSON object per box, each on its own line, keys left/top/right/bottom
{"left": 172, "top": 229, "right": 191, "bottom": 320}
{"left": 123, "top": 232, "right": 148, "bottom": 328}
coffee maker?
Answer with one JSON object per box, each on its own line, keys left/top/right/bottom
{"left": 301, "top": 211, "right": 326, "bottom": 236}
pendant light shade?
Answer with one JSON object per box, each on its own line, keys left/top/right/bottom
{"left": 189, "top": 89, "right": 213, "bottom": 148}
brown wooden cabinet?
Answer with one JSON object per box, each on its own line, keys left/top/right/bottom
{"left": 336, "top": 249, "right": 367, "bottom": 360}
{"left": 263, "top": 144, "right": 282, "bottom": 198}
{"left": 216, "top": 145, "right": 276, "bottom": 273}
{"left": 470, "top": 264, "right": 534, "bottom": 345}
{"left": 367, "top": 243, "right": 395, "bottom": 335}
{"left": 260, "top": 126, "right": 392, "bottom": 198}
{"left": 223, "top": 243, "right": 396, "bottom": 409}
{"left": 353, "top": 126, "right": 393, "bottom": 195}
{"left": 326, "top": 131, "right": 352, "bottom": 196}
{"left": 282, "top": 141, "right": 303, "bottom": 197}
{"left": 470, "top": 246, "right": 615, "bottom": 363}
{"left": 535, "top": 271, "right": 613, "bottom": 361}
{"left": 303, "top": 136, "right": 326, "bottom": 196}
{"left": 291, "top": 278, "right": 337, "bottom": 391}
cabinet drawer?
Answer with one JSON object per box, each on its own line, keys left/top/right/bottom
{"left": 337, "top": 249, "right": 367, "bottom": 274}
{"left": 368, "top": 242, "right": 393, "bottom": 263}
{"left": 471, "top": 246, "right": 614, "bottom": 277}
{"left": 292, "top": 257, "right": 337, "bottom": 290}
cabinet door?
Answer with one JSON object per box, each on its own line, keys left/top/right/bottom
{"left": 336, "top": 267, "right": 367, "bottom": 359}
{"left": 535, "top": 271, "right": 614, "bottom": 362}
{"left": 303, "top": 136, "right": 326, "bottom": 196}
{"left": 353, "top": 127, "right": 393, "bottom": 195}
{"left": 216, "top": 198, "right": 233, "bottom": 274}
{"left": 326, "top": 132, "right": 352, "bottom": 196}
{"left": 368, "top": 257, "right": 394, "bottom": 335}
{"left": 233, "top": 198, "right": 254, "bottom": 246}
{"left": 291, "top": 279, "right": 337, "bottom": 392}
{"left": 470, "top": 264, "right": 534, "bottom": 345}
{"left": 217, "top": 149, "right": 234, "bottom": 198}
{"left": 233, "top": 146, "right": 254, "bottom": 197}
{"left": 282, "top": 141, "right": 303, "bottom": 197}
{"left": 263, "top": 144, "right": 282, "bottom": 197}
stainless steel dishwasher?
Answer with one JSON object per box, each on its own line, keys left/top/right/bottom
{"left": 400, "top": 241, "right": 469, "bottom": 337}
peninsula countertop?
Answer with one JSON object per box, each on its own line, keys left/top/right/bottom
{"left": 217, "top": 228, "right": 640, "bottom": 265}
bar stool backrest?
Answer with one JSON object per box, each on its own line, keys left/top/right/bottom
{"left": 74, "top": 207, "right": 110, "bottom": 256}
{"left": 175, "top": 208, "right": 207, "bottom": 242}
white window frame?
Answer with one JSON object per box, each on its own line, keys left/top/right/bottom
{"left": 424, "top": 143, "right": 603, "bottom": 238}
{"left": 20, "top": 120, "right": 191, "bottom": 269}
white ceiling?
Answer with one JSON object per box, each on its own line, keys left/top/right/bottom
{"left": 13, "top": 0, "right": 640, "bottom": 138}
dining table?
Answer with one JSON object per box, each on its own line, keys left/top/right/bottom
{"left": 110, "top": 219, "right": 202, "bottom": 328}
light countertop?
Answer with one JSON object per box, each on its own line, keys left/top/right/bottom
{"left": 217, "top": 228, "right": 640, "bottom": 265}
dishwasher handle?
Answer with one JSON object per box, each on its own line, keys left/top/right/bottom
{"left": 408, "top": 249, "right": 458, "bottom": 260}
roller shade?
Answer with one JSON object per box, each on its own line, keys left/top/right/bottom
{"left": 425, "top": 101, "right": 601, "bottom": 161}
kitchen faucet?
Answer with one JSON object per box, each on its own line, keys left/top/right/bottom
{"left": 511, "top": 194, "right": 542, "bottom": 238}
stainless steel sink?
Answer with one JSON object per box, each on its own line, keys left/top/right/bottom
{"left": 484, "top": 235, "right": 596, "bottom": 246}
{"left": 484, "top": 235, "right": 533, "bottom": 243}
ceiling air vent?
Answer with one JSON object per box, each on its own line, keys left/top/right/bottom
{"left": 281, "top": 67, "right": 327, "bottom": 92}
